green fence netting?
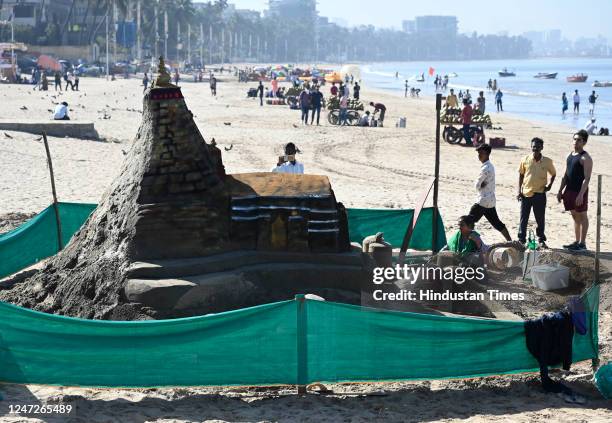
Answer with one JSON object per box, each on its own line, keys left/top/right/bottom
{"left": 347, "top": 207, "right": 446, "bottom": 251}
{"left": 0, "top": 286, "right": 599, "bottom": 388}
{"left": 0, "top": 203, "right": 96, "bottom": 279}
{"left": 0, "top": 203, "right": 446, "bottom": 280}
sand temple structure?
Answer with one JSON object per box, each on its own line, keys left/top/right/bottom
{"left": 0, "top": 58, "right": 372, "bottom": 320}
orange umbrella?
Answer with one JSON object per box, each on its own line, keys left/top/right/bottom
{"left": 37, "top": 55, "right": 62, "bottom": 71}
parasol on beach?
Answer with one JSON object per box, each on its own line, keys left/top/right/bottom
{"left": 37, "top": 55, "right": 62, "bottom": 71}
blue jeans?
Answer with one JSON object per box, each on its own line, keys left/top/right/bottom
{"left": 463, "top": 124, "right": 472, "bottom": 145}
{"left": 339, "top": 108, "right": 348, "bottom": 125}
{"left": 301, "top": 107, "right": 310, "bottom": 124}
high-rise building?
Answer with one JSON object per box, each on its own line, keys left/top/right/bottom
{"left": 0, "top": 0, "right": 73, "bottom": 27}
{"left": 402, "top": 20, "right": 416, "bottom": 33}
{"left": 414, "top": 16, "right": 458, "bottom": 37}
{"left": 266, "top": 0, "right": 317, "bottom": 20}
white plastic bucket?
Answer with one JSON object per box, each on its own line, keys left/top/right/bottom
{"left": 531, "top": 264, "right": 569, "bottom": 291}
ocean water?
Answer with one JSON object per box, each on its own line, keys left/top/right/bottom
{"left": 361, "top": 58, "right": 612, "bottom": 130}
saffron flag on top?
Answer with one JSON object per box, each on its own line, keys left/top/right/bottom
{"left": 428, "top": 67, "right": 435, "bottom": 76}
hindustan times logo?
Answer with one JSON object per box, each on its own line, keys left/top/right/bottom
{"left": 372, "top": 264, "right": 486, "bottom": 285}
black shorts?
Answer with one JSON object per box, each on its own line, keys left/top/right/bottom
{"left": 469, "top": 203, "right": 507, "bottom": 232}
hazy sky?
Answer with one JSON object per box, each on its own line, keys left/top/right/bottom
{"left": 195, "top": 0, "right": 610, "bottom": 40}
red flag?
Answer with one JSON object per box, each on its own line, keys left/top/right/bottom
{"left": 428, "top": 67, "right": 435, "bottom": 76}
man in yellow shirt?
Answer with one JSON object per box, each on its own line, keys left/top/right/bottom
{"left": 445, "top": 88, "right": 459, "bottom": 109}
{"left": 517, "top": 137, "right": 556, "bottom": 248}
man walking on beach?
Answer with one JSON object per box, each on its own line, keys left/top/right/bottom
{"left": 405, "top": 80, "right": 409, "bottom": 97}
{"left": 353, "top": 82, "right": 360, "bottom": 100}
{"left": 299, "top": 89, "right": 311, "bottom": 125}
{"left": 310, "top": 86, "right": 324, "bottom": 125}
{"left": 54, "top": 72, "right": 62, "bottom": 91}
{"left": 495, "top": 89, "right": 503, "bottom": 112}
{"left": 257, "top": 81, "right": 264, "bottom": 106}
{"left": 461, "top": 99, "right": 473, "bottom": 146}
{"left": 469, "top": 144, "right": 512, "bottom": 241}
{"left": 517, "top": 138, "right": 556, "bottom": 248}
{"left": 588, "top": 91, "right": 598, "bottom": 115}
{"left": 573, "top": 90, "right": 580, "bottom": 114}
{"left": 557, "top": 130, "right": 593, "bottom": 251}
{"left": 210, "top": 75, "right": 217, "bottom": 96}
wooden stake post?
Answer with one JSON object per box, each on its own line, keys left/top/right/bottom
{"left": 42, "top": 132, "right": 63, "bottom": 251}
{"left": 432, "top": 94, "right": 442, "bottom": 253}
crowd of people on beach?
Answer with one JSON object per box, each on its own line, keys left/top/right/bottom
{"left": 245, "top": 71, "right": 390, "bottom": 128}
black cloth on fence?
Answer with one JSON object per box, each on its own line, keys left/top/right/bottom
{"left": 524, "top": 311, "right": 575, "bottom": 394}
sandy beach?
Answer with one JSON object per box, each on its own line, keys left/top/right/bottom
{"left": 0, "top": 73, "right": 611, "bottom": 422}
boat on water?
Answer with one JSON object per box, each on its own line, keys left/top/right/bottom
{"left": 448, "top": 72, "right": 458, "bottom": 78}
{"left": 567, "top": 74, "right": 588, "bottom": 82}
{"left": 498, "top": 68, "right": 515, "bottom": 77}
{"left": 415, "top": 75, "right": 425, "bottom": 82}
{"left": 593, "top": 80, "right": 612, "bottom": 87}
{"left": 534, "top": 72, "right": 557, "bottom": 79}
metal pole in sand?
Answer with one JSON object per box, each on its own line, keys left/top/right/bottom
{"left": 431, "top": 94, "right": 442, "bottom": 253}
{"left": 105, "top": 8, "right": 110, "bottom": 80}
{"left": 42, "top": 132, "right": 63, "bottom": 251}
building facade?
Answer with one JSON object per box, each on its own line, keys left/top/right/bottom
{"left": 0, "top": 0, "right": 73, "bottom": 27}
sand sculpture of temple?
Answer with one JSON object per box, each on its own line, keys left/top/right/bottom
{"left": 0, "top": 58, "right": 372, "bottom": 320}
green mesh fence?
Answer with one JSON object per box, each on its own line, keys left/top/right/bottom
{"left": 0, "top": 203, "right": 96, "bottom": 279}
{"left": 0, "top": 203, "right": 445, "bottom": 279}
{"left": 0, "top": 287, "right": 599, "bottom": 388}
{"left": 347, "top": 207, "right": 446, "bottom": 250}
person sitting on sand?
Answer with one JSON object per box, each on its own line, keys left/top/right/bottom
{"left": 445, "top": 88, "right": 458, "bottom": 108}
{"left": 358, "top": 111, "right": 371, "bottom": 127}
{"left": 584, "top": 118, "right": 597, "bottom": 135}
{"left": 272, "top": 143, "right": 304, "bottom": 174}
{"left": 53, "top": 102, "right": 70, "bottom": 120}
{"left": 369, "top": 102, "right": 386, "bottom": 127}
{"left": 444, "top": 215, "right": 487, "bottom": 267}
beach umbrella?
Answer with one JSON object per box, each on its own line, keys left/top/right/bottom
{"left": 37, "top": 55, "right": 62, "bottom": 71}
{"left": 324, "top": 71, "right": 343, "bottom": 83}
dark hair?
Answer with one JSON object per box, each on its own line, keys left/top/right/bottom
{"left": 61, "top": 101, "right": 68, "bottom": 106}
{"left": 458, "top": 215, "right": 475, "bottom": 228}
{"left": 285, "top": 142, "right": 298, "bottom": 154}
{"left": 531, "top": 137, "right": 544, "bottom": 146}
{"left": 369, "top": 102, "right": 374, "bottom": 106}
{"left": 476, "top": 144, "right": 491, "bottom": 154}
{"left": 462, "top": 99, "right": 469, "bottom": 105}
{"left": 575, "top": 129, "right": 589, "bottom": 143}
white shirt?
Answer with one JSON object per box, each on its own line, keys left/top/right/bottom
{"left": 585, "top": 121, "right": 597, "bottom": 134}
{"left": 53, "top": 104, "right": 68, "bottom": 120}
{"left": 474, "top": 160, "right": 496, "bottom": 208}
{"left": 272, "top": 161, "right": 304, "bottom": 174}
{"left": 573, "top": 93, "right": 580, "bottom": 103}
